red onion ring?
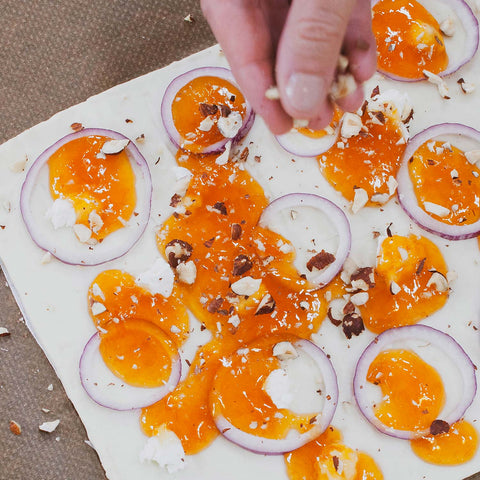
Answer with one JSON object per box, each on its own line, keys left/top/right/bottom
{"left": 275, "top": 124, "right": 338, "bottom": 157}
{"left": 372, "top": 0, "right": 479, "bottom": 81}
{"left": 79, "top": 331, "right": 181, "bottom": 411}
{"left": 397, "top": 123, "right": 480, "bottom": 240}
{"left": 20, "top": 128, "right": 152, "bottom": 265}
{"left": 259, "top": 193, "right": 351, "bottom": 286}
{"left": 353, "top": 324, "right": 477, "bottom": 440}
{"left": 213, "top": 338, "right": 338, "bottom": 455}
{"left": 160, "top": 67, "right": 255, "bottom": 154}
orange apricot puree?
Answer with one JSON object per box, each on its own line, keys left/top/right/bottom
{"left": 372, "top": 0, "right": 448, "bottom": 79}
{"left": 98, "top": 319, "right": 177, "bottom": 388}
{"left": 367, "top": 349, "right": 444, "bottom": 432}
{"left": 140, "top": 151, "right": 332, "bottom": 453}
{"left": 359, "top": 235, "right": 448, "bottom": 333}
{"left": 210, "top": 335, "right": 317, "bottom": 440}
{"left": 285, "top": 427, "right": 383, "bottom": 480}
{"left": 409, "top": 140, "right": 480, "bottom": 225}
{"left": 87, "top": 270, "right": 188, "bottom": 389}
{"left": 87, "top": 269, "right": 189, "bottom": 347}
{"left": 48, "top": 135, "right": 136, "bottom": 241}
{"left": 318, "top": 101, "right": 406, "bottom": 204}
{"left": 411, "top": 420, "right": 478, "bottom": 465}
{"left": 172, "top": 75, "right": 246, "bottom": 153}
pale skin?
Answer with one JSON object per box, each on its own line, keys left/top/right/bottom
{"left": 201, "top": 0, "right": 377, "bottom": 134}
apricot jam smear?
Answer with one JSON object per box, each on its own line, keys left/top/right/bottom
{"left": 367, "top": 349, "right": 444, "bottom": 432}
{"left": 409, "top": 140, "right": 480, "bottom": 225}
{"left": 87, "top": 270, "right": 188, "bottom": 387}
{"left": 285, "top": 427, "right": 383, "bottom": 480}
{"left": 372, "top": 0, "right": 448, "bottom": 79}
{"left": 210, "top": 335, "right": 317, "bottom": 440}
{"left": 172, "top": 76, "right": 246, "bottom": 153}
{"left": 49, "top": 135, "right": 136, "bottom": 240}
{"left": 141, "top": 151, "right": 334, "bottom": 454}
{"left": 411, "top": 420, "right": 478, "bottom": 465}
{"left": 359, "top": 235, "right": 448, "bottom": 333}
{"left": 318, "top": 98, "right": 406, "bottom": 204}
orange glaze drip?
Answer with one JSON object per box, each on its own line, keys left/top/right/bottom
{"left": 210, "top": 335, "right": 316, "bottom": 439}
{"left": 359, "top": 235, "right": 448, "bottom": 333}
{"left": 140, "top": 151, "right": 331, "bottom": 453}
{"left": 372, "top": 0, "right": 448, "bottom": 79}
{"left": 99, "top": 319, "right": 177, "bottom": 388}
{"left": 367, "top": 349, "right": 445, "bottom": 432}
{"left": 285, "top": 427, "right": 383, "bottom": 480}
{"left": 409, "top": 140, "right": 480, "bottom": 225}
{"left": 411, "top": 420, "right": 478, "bottom": 465}
{"left": 87, "top": 270, "right": 189, "bottom": 347}
{"left": 172, "top": 76, "right": 246, "bottom": 153}
{"left": 318, "top": 104, "right": 406, "bottom": 203}
{"left": 142, "top": 341, "right": 222, "bottom": 454}
{"left": 48, "top": 135, "right": 136, "bottom": 240}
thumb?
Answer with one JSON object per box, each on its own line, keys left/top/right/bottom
{"left": 276, "top": 0, "right": 356, "bottom": 123}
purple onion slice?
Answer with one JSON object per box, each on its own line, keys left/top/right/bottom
{"left": 20, "top": 128, "right": 152, "bottom": 265}
{"left": 213, "top": 338, "right": 338, "bottom": 454}
{"left": 397, "top": 123, "right": 480, "bottom": 240}
{"left": 372, "top": 0, "right": 479, "bottom": 81}
{"left": 275, "top": 123, "right": 339, "bottom": 157}
{"left": 259, "top": 193, "right": 351, "bottom": 287}
{"left": 79, "top": 331, "right": 181, "bottom": 411}
{"left": 160, "top": 66, "right": 254, "bottom": 154}
{"left": 353, "top": 324, "right": 477, "bottom": 439}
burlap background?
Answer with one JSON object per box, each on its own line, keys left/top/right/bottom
{"left": 0, "top": 1, "right": 214, "bottom": 478}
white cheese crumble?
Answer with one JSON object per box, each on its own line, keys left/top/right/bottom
{"left": 135, "top": 258, "right": 175, "bottom": 298}
{"left": 217, "top": 111, "right": 243, "bottom": 138}
{"left": 45, "top": 198, "right": 77, "bottom": 230}
{"left": 139, "top": 426, "right": 186, "bottom": 474}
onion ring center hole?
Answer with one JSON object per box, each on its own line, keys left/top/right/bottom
{"left": 261, "top": 205, "right": 340, "bottom": 281}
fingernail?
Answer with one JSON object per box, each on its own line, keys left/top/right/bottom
{"left": 285, "top": 72, "right": 325, "bottom": 115}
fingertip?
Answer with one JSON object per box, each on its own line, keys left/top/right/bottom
{"left": 262, "top": 105, "right": 293, "bottom": 134}
{"left": 335, "top": 84, "right": 365, "bottom": 114}
{"left": 303, "top": 102, "right": 335, "bottom": 131}
{"left": 348, "top": 39, "right": 378, "bottom": 84}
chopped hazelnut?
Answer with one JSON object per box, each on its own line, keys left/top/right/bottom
{"left": 9, "top": 420, "right": 21, "bottom": 435}
{"left": 101, "top": 139, "right": 129, "bottom": 155}
{"left": 176, "top": 260, "right": 197, "bottom": 285}
{"left": 231, "top": 276, "right": 262, "bottom": 296}
{"left": 255, "top": 294, "right": 276, "bottom": 315}
{"left": 233, "top": 254, "right": 253, "bottom": 276}
{"left": 273, "top": 341, "right": 298, "bottom": 360}
{"left": 426, "top": 271, "right": 449, "bottom": 292}
{"left": 307, "top": 250, "right": 336, "bottom": 272}
{"left": 165, "top": 239, "right": 193, "bottom": 268}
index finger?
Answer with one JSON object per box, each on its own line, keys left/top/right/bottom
{"left": 201, "top": 0, "right": 292, "bottom": 134}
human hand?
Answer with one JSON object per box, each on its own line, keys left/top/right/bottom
{"left": 201, "top": 0, "right": 377, "bottom": 134}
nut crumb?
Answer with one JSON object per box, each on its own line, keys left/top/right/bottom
{"left": 265, "top": 86, "right": 280, "bottom": 100}
{"left": 9, "top": 420, "right": 21, "bottom": 435}
{"left": 0, "top": 327, "right": 11, "bottom": 337}
{"left": 39, "top": 419, "right": 60, "bottom": 433}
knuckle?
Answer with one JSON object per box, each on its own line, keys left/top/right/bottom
{"left": 293, "top": 12, "right": 348, "bottom": 51}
